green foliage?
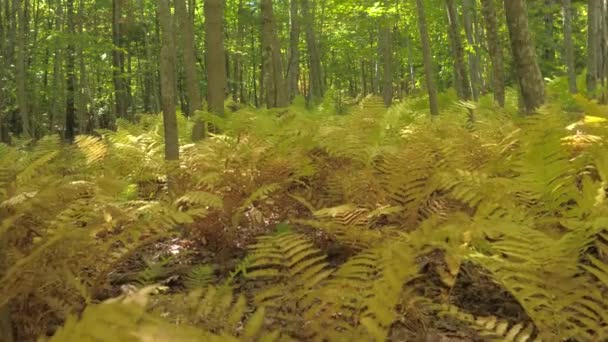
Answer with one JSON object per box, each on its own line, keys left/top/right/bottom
{"left": 3, "top": 92, "right": 608, "bottom": 341}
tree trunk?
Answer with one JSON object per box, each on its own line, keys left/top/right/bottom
{"left": 261, "top": 0, "right": 288, "bottom": 108}
{"left": 50, "top": 0, "right": 64, "bottom": 133}
{"left": 563, "top": 0, "right": 577, "bottom": 93}
{"left": 587, "top": 0, "right": 600, "bottom": 97}
{"left": 204, "top": 0, "right": 226, "bottom": 115}
{"left": 65, "top": 0, "right": 76, "bottom": 142}
{"left": 481, "top": 0, "right": 505, "bottom": 107}
{"left": 175, "top": 0, "right": 202, "bottom": 117}
{"left": 159, "top": 0, "right": 179, "bottom": 161}
{"left": 416, "top": 0, "right": 439, "bottom": 116}
{"left": 543, "top": 0, "right": 556, "bottom": 64}
{"left": 504, "top": 0, "right": 545, "bottom": 113}
{"left": 445, "top": 0, "right": 471, "bottom": 101}
{"left": 380, "top": 0, "right": 392, "bottom": 107}
{"left": 15, "top": 0, "right": 30, "bottom": 137}
{"left": 463, "top": 0, "right": 481, "bottom": 100}
{"left": 112, "top": 0, "right": 128, "bottom": 121}
{"left": 287, "top": 0, "right": 300, "bottom": 101}
{"left": 301, "top": 0, "right": 323, "bottom": 106}
{"left": 234, "top": 0, "right": 246, "bottom": 102}
{"left": 77, "top": 0, "right": 90, "bottom": 133}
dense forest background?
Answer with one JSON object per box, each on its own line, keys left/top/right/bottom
{"left": 2, "top": 0, "right": 608, "bottom": 341}
{"left": 0, "top": 0, "right": 606, "bottom": 144}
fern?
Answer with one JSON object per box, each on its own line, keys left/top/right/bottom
{"left": 184, "top": 264, "right": 215, "bottom": 290}
{"left": 245, "top": 232, "right": 332, "bottom": 335}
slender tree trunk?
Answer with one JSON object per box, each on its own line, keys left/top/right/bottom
{"left": 416, "top": 0, "right": 439, "bottom": 116}
{"left": 406, "top": 33, "right": 415, "bottom": 94}
{"left": 175, "top": 0, "right": 202, "bottom": 118}
{"left": 600, "top": 0, "right": 607, "bottom": 102}
{"left": 234, "top": 0, "right": 246, "bottom": 102}
{"left": 380, "top": 0, "right": 392, "bottom": 107}
{"left": 261, "top": 0, "right": 288, "bottom": 108}
{"left": 50, "top": 0, "right": 64, "bottom": 133}
{"left": 77, "top": 0, "right": 90, "bottom": 133}
{"left": 563, "top": 0, "right": 577, "bottom": 93}
{"left": 587, "top": 0, "right": 600, "bottom": 97}
{"left": 445, "top": 0, "right": 471, "bottom": 100}
{"left": 543, "top": 0, "right": 556, "bottom": 65}
{"left": 112, "top": 0, "right": 128, "bottom": 122}
{"left": 301, "top": 0, "right": 324, "bottom": 105}
{"left": 287, "top": 0, "right": 300, "bottom": 101}
{"left": 65, "top": 0, "right": 76, "bottom": 142}
{"left": 463, "top": 0, "right": 480, "bottom": 100}
{"left": 481, "top": 0, "right": 505, "bottom": 107}
{"left": 504, "top": 0, "right": 545, "bottom": 113}
{"left": 0, "top": 0, "right": 8, "bottom": 144}
{"left": 15, "top": 0, "right": 30, "bottom": 137}
{"left": 159, "top": 0, "right": 179, "bottom": 161}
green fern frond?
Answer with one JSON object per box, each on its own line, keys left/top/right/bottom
{"left": 184, "top": 264, "right": 215, "bottom": 290}
{"left": 245, "top": 232, "right": 331, "bottom": 334}
{"left": 75, "top": 135, "right": 108, "bottom": 166}
{"left": 176, "top": 191, "right": 223, "bottom": 209}
{"left": 438, "top": 304, "right": 539, "bottom": 342}
{"left": 306, "top": 241, "right": 419, "bottom": 341}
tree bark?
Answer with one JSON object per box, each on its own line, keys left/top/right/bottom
{"left": 287, "top": 0, "right": 300, "bottom": 101}
{"left": 175, "top": 0, "right": 202, "bottom": 117}
{"left": 301, "top": 0, "right": 323, "bottom": 106}
{"left": 15, "top": 0, "right": 30, "bottom": 137}
{"left": 112, "top": 0, "right": 128, "bottom": 121}
{"left": 481, "top": 0, "right": 505, "bottom": 107}
{"left": 261, "top": 0, "right": 288, "bottom": 108}
{"left": 463, "top": 0, "right": 481, "bottom": 100}
{"left": 504, "top": 0, "right": 545, "bottom": 113}
{"left": 65, "top": 0, "right": 76, "bottom": 142}
{"left": 159, "top": 0, "right": 179, "bottom": 161}
{"left": 380, "top": 0, "right": 392, "bottom": 107}
{"left": 416, "top": 0, "right": 439, "bottom": 116}
{"left": 445, "top": 0, "right": 471, "bottom": 101}
{"left": 587, "top": 0, "right": 600, "bottom": 97}
{"left": 204, "top": 0, "right": 226, "bottom": 114}
{"left": 563, "top": 0, "right": 577, "bottom": 93}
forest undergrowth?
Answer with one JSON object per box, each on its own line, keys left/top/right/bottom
{"left": 1, "top": 82, "right": 608, "bottom": 341}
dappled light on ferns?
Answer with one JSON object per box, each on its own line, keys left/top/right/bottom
{"left": 2, "top": 90, "right": 608, "bottom": 341}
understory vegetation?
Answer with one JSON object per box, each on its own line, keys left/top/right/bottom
{"left": 1, "top": 84, "right": 608, "bottom": 341}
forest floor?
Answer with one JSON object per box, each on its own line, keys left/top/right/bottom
{"left": 2, "top": 89, "right": 608, "bottom": 341}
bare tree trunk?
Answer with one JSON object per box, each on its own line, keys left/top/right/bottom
{"left": 481, "top": 0, "right": 505, "bottom": 107}
{"left": 504, "top": 0, "right": 545, "bottom": 113}
{"left": 234, "top": 0, "right": 246, "bottom": 102}
{"left": 543, "top": 0, "right": 556, "bottom": 65}
{"left": 205, "top": 0, "right": 226, "bottom": 114}
{"left": 261, "top": 0, "right": 288, "bottom": 108}
{"left": 15, "top": 0, "right": 30, "bottom": 137}
{"left": 563, "top": 0, "right": 577, "bottom": 93}
{"left": 50, "top": 0, "right": 64, "bottom": 133}
{"left": 112, "top": 0, "right": 128, "bottom": 121}
{"left": 77, "top": 0, "right": 90, "bottom": 133}
{"left": 0, "top": 0, "right": 9, "bottom": 144}
{"left": 65, "top": 0, "right": 76, "bottom": 142}
{"left": 301, "top": 0, "right": 323, "bottom": 106}
{"left": 175, "top": 0, "right": 202, "bottom": 117}
{"left": 416, "top": 0, "right": 439, "bottom": 116}
{"left": 287, "top": 0, "right": 300, "bottom": 101}
{"left": 159, "top": 0, "right": 179, "bottom": 161}
{"left": 380, "top": 0, "right": 392, "bottom": 107}
{"left": 463, "top": 0, "right": 481, "bottom": 100}
{"left": 587, "top": 0, "right": 600, "bottom": 97}
{"left": 445, "top": 0, "right": 471, "bottom": 101}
